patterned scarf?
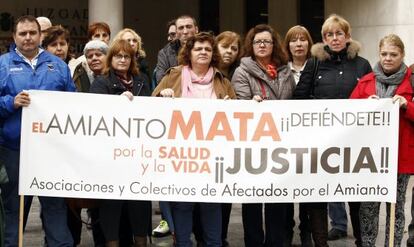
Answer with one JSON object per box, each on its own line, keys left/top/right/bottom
{"left": 373, "top": 62, "right": 406, "bottom": 98}
{"left": 115, "top": 72, "right": 133, "bottom": 92}
{"left": 266, "top": 64, "right": 277, "bottom": 80}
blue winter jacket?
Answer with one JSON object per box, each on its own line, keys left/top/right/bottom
{"left": 0, "top": 49, "right": 76, "bottom": 150}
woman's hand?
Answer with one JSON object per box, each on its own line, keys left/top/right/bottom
{"left": 160, "top": 88, "right": 174, "bottom": 98}
{"left": 121, "top": 91, "right": 134, "bottom": 101}
{"left": 252, "top": 95, "right": 263, "bottom": 102}
{"left": 368, "top": 95, "right": 379, "bottom": 99}
{"left": 392, "top": 94, "right": 408, "bottom": 109}
{"left": 14, "top": 90, "right": 31, "bottom": 109}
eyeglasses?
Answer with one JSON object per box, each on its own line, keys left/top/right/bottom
{"left": 113, "top": 54, "right": 131, "bottom": 60}
{"left": 325, "top": 31, "right": 346, "bottom": 39}
{"left": 253, "top": 39, "right": 273, "bottom": 46}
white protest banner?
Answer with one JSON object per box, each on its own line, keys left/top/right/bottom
{"left": 20, "top": 90, "right": 399, "bottom": 203}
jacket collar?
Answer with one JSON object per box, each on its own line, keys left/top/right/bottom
{"left": 169, "top": 39, "right": 181, "bottom": 53}
{"left": 107, "top": 69, "right": 144, "bottom": 95}
{"left": 311, "top": 40, "right": 361, "bottom": 62}
{"left": 11, "top": 48, "right": 52, "bottom": 66}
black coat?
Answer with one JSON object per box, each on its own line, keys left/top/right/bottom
{"left": 294, "top": 41, "right": 372, "bottom": 99}
{"left": 89, "top": 69, "right": 150, "bottom": 96}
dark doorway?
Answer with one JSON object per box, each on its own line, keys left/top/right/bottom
{"left": 199, "top": 0, "right": 219, "bottom": 35}
{"left": 246, "top": 0, "right": 268, "bottom": 30}
{"left": 299, "top": 0, "right": 324, "bottom": 43}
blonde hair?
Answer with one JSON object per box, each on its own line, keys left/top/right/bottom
{"left": 321, "top": 14, "right": 351, "bottom": 38}
{"left": 379, "top": 34, "right": 405, "bottom": 55}
{"left": 113, "top": 28, "right": 146, "bottom": 58}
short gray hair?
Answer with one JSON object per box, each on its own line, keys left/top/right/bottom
{"left": 83, "top": 40, "right": 109, "bottom": 55}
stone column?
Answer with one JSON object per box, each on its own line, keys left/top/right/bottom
{"left": 89, "top": 0, "right": 123, "bottom": 39}
{"left": 326, "top": 0, "right": 414, "bottom": 65}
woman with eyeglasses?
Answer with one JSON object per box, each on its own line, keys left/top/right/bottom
{"left": 89, "top": 39, "right": 151, "bottom": 247}
{"left": 293, "top": 14, "right": 372, "bottom": 247}
{"left": 231, "top": 24, "right": 295, "bottom": 247}
{"left": 113, "top": 28, "right": 151, "bottom": 84}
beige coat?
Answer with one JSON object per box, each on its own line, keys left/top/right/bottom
{"left": 152, "top": 65, "right": 236, "bottom": 99}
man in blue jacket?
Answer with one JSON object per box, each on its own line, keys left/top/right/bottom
{"left": 0, "top": 15, "right": 75, "bottom": 247}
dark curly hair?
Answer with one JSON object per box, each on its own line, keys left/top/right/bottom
{"left": 244, "top": 24, "right": 288, "bottom": 66}
{"left": 178, "top": 32, "right": 220, "bottom": 68}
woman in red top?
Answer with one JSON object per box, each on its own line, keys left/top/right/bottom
{"left": 350, "top": 34, "right": 414, "bottom": 247}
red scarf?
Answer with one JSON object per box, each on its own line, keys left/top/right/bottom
{"left": 266, "top": 64, "right": 277, "bottom": 80}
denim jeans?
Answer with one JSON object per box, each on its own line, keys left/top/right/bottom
{"left": 160, "top": 201, "right": 175, "bottom": 232}
{"left": 171, "top": 202, "right": 221, "bottom": 247}
{"left": 328, "top": 202, "right": 347, "bottom": 232}
{"left": 0, "top": 146, "right": 73, "bottom": 247}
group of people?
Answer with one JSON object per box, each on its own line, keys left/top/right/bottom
{"left": 0, "top": 11, "right": 413, "bottom": 247}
